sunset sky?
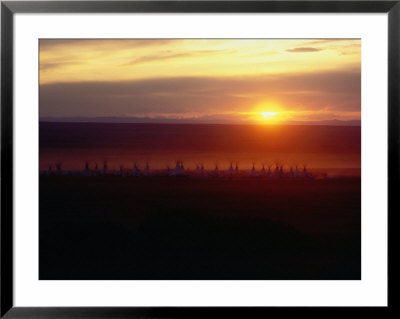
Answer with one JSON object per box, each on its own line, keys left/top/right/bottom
{"left": 39, "top": 39, "right": 361, "bottom": 124}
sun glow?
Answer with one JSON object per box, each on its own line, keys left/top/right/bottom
{"left": 252, "top": 101, "right": 284, "bottom": 124}
{"left": 252, "top": 111, "right": 280, "bottom": 124}
{"left": 260, "top": 111, "right": 277, "bottom": 118}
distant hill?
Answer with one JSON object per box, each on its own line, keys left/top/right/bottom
{"left": 283, "top": 119, "right": 361, "bottom": 126}
{"left": 40, "top": 117, "right": 361, "bottom": 126}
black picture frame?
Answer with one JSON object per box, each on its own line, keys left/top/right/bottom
{"left": 1, "top": 1, "right": 396, "bottom": 317}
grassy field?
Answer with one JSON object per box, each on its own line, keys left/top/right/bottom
{"left": 39, "top": 176, "right": 361, "bottom": 280}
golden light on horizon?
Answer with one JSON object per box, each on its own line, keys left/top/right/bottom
{"left": 253, "top": 101, "right": 282, "bottom": 123}
{"left": 257, "top": 111, "right": 279, "bottom": 124}
{"left": 261, "top": 111, "right": 277, "bottom": 118}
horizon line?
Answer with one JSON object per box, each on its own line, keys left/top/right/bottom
{"left": 39, "top": 118, "right": 361, "bottom": 126}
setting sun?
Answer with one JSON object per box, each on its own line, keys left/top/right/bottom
{"left": 261, "top": 111, "right": 277, "bottom": 119}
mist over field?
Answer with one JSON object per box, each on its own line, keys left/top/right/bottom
{"left": 40, "top": 122, "right": 360, "bottom": 175}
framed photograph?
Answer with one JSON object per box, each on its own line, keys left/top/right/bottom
{"left": 1, "top": 0, "right": 396, "bottom": 316}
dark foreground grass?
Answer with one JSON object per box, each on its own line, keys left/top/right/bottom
{"left": 39, "top": 177, "right": 361, "bottom": 280}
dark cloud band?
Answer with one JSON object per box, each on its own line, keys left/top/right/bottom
{"left": 39, "top": 70, "right": 360, "bottom": 119}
